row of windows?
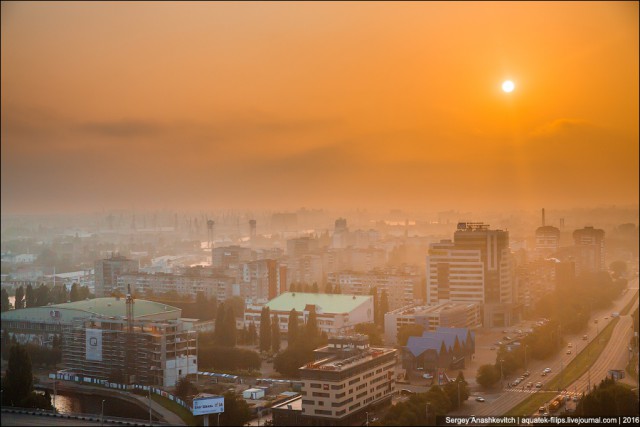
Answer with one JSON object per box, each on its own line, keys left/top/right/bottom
{"left": 332, "top": 397, "right": 353, "bottom": 407}
{"left": 312, "top": 392, "right": 329, "bottom": 398}
{"left": 315, "top": 409, "right": 332, "bottom": 415}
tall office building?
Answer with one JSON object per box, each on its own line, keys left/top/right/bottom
{"left": 94, "top": 254, "right": 138, "bottom": 297}
{"left": 427, "top": 222, "right": 517, "bottom": 327}
{"left": 572, "top": 226, "right": 605, "bottom": 273}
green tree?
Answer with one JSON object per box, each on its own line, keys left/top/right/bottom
{"left": 1, "top": 329, "right": 11, "bottom": 360}
{"left": 218, "top": 391, "right": 251, "bottom": 426}
{"left": 214, "top": 303, "right": 226, "bottom": 346}
{"left": 379, "top": 290, "right": 390, "bottom": 326}
{"left": 305, "top": 305, "right": 319, "bottom": 338}
{"left": 443, "top": 371, "right": 470, "bottom": 410}
{"left": 35, "top": 284, "right": 50, "bottom": 307}
{"left": 1, "top": 288, "right": 11, "bottom": 312}
{"left": 354, "top": 323, "right": 383, "bottom": 346}
{"left": 476, "top": 364, "right": 500, "bottom": 388}
{"left": 287, "top": 309, "right": 299, "bottom": 347}
{"left": 224, "top": 305, "right": 237, "bottom": 347}
{"left": 397, "top": 324, "right": 425, "bottom": 346}
{"left": 272, "top": 315, "right": 281, "bottom": 353}
{"left": 248, "top": 322, "right": 258, "bottom": 346}
{"left": 3, "top": 344, "right": 34, "bottom": 406}
{"left": 576, "top": 377, "right": 639, "bottom": 416}
{"left": 609, "top": 261, "right": 628, "bottom": 278}
{"left": 69, "top": 283, "right": 81, "bottom": 302}
{"left": 175, "top": 376, "right": 196, "bottom": 401}
{"left": 14, "top": 285, "right": 25, "bottom": 309}
{"left": 260, "top": 307, "right": 271, "bottom": 352}
{"left": 25, "top": 284, "right": 36, "bottom": 308}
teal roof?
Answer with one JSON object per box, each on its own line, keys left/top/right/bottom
{"left": 1, "top": 297, "right": 180, "bottom": 324}
{"left": 265, "top": 292, "right": 372, "bottom": 314}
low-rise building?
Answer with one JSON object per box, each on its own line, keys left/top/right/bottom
{"left": 244, "top": 292, "right": 373, "bottom": 336}
{"left": 272, "top": 335, "right": 396, "bottom": 426}
{"left": 384, "top": 302, "right": 481, "bottom": 345}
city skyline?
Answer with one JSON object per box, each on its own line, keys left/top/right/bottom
{"left": 2, "top": 2, "right": 638, "bottom": 215}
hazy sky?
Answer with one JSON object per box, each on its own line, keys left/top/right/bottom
{"left": 2, "top": 1, "right": 638, "bottom": 214}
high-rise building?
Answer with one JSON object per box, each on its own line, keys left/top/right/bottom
{"left": 572, "top": 226, "right": 605, "bottom": 273}
{"left": 426, "top": 222, "right": 517, "bottom": 327}
{"left": 94, "top": 255, "right": 138, "bottom": 297}
{"left": 535, "top": 226, "right": 560, "bottom": 258}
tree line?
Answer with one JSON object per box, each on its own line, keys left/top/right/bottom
{"left": 382, "top": 373, "right": 470, "bottom": 425}
{"left": 2, "top": 283, "right": 93, "bottom": 312}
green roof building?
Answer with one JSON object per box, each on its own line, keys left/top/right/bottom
{"left": 244, "top": 292, "right": 374, "bottom": 336}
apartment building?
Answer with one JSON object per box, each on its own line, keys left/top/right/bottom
{"left": 118, "top": 271, "right": 234, "bottom": 301}
{"left": 327, "top": 270, "right": 420, "bottom": 311}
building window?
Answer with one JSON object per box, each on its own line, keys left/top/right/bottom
{"left": 312, "top": 392, "right": 329, "bottom": 398}
{"left": 310, "top": 383, "right": 321, "bottom": 388}
{"left": 331, "top": 384, "right": 345, "bottom": 390}
{"left": 314, "top": 410, "right": 332, "bottom": 415}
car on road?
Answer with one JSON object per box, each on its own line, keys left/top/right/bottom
{"left": 567, "top": 343, "right": 572, "bottom": 348}
{"left": 527, "top": 382, "right": 533, "bottom": 388}
{"left": 566, "top": 350, "right": 572, "bottom": 355}
{"left": 541, "top": 372, "right": 547, "bottom": 376}
{"left": 604, "top": 317, "right": 609, "bottom": 320}
{"left": 583, "top": 335, "right": 588, "bottom": 340}
{"left": 475, "top": 396, "right": 485, "bottom": 402}
{"left": 572, "top": 396, "right": 579, "bottom": 402}
{"left": 422, "top": 373, "right": 433, "bottom": 379}
{"left": 535, "top": 382, "right": 543, "bottom": 388}
{"left": 400, "top": 389, "right": 414, "bottom": 395}
{"left": 544, "top": 368, "right": 552, "bottom": 373}
{"left": 524, "top": 371, "right": 531, "bottom": 377}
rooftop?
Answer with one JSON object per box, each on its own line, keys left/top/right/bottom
{"left": 265, "top": 292, "right": 372, "bottom": 314}
{"left": 1, "top": 297, "right": 181, "bottom": 323}
{"left": 301, "top": 346, "right": 396, "bottom": 372}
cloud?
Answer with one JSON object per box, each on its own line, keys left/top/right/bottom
{"left": 78, "top": 120, "right": 161, "bottom": 137}
{"left": 528, "top": 118, "right": 591, "bottom": 138}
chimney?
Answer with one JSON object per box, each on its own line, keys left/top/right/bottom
{"left": 541, "top": 208, "right": 546, "bottom": 227}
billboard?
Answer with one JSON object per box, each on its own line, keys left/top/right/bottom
{"left": 86, "top": 329, "right": 102, "bottom": 361}
{"left": 192, "top": 396, "right": 224, "bottom": 415}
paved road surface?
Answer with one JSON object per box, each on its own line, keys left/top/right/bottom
{"left": 452, "top": 278, "right": 638, "bottom": 417}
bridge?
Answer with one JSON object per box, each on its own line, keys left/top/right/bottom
{"left": 1, "top": 406, "right": 169, "bottom": 426}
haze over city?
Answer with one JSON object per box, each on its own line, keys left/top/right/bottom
{"left": 2, "top": 1, "right": 638, "bottom": 214}
{"left": 1, "top": 2, "right": 638, "bottom": 427}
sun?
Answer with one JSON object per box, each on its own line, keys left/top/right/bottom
{"left": 502, "top": 80, "right": 515, "bottom": 93}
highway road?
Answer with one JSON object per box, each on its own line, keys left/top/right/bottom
{"left": 452, "top": 277, "right": 639, "bottom": 417}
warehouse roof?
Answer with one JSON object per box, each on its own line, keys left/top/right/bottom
{"left": 1, "top": 297, "right": 180, "bottom": 324}
{"left": 265, "top": 292, "right": 371, "bottom": 314}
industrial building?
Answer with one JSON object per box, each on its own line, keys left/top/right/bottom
{"left": 1, "top": 294, "right": 197, "bottom": 387}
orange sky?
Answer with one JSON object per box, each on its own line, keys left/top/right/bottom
{"left": 1, "top": 1, "right": 638, "bottom": 214}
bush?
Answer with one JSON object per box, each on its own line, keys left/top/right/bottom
{"left": 199, "top": 346, "right": 261, "bottom": 371}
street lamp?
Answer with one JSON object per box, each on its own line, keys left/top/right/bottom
{"left": 425, "top": 402, "right": 431, "bottom": 424}
{"left": 499, "top": 359, "right": 504, "bottom": 387}
{"left": 101, "top": 399, "right": 106, "bottom": 426}
{"left": 149, "top": 387, "right": 153, "bottom": 426}
{"left": 366, "top": 412, "right": 369, "bottom": 427}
